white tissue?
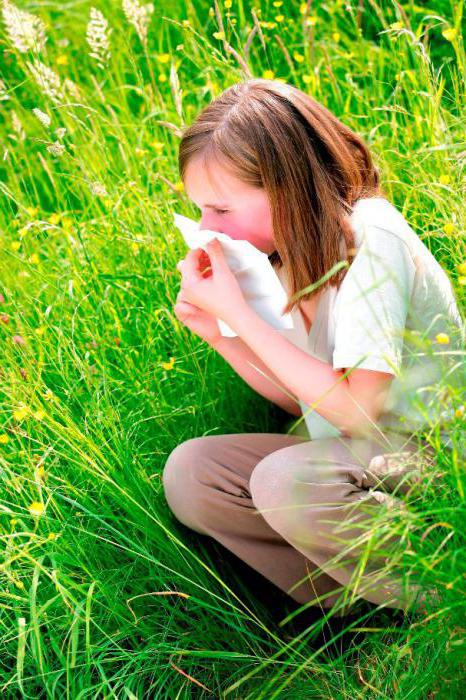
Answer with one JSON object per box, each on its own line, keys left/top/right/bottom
{"left": 173, "top": 212, "right": 295, "bottom": 337}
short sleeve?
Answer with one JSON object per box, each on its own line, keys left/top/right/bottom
{"left": 332, "top": 225, "right": 416, "bottom": 375}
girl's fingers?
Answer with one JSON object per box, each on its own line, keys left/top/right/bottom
{"left": 174, "top": 300, "right": 200, "bottom": 317}
{"left": 178, "top": 248, "right": 207, "bottom": 283}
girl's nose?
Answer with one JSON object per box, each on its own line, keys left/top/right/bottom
{"left": 199, "top": 213, "right": 221, "bottom": 232}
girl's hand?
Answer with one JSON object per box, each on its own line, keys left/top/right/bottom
{"left": 173, "top": 287, "right": 222, "bottom": 346}
{"left": 176, "top": 239, "right": 247, "bottom": 327}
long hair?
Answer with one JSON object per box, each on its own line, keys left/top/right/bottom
{"left": 178, "top": 78, "right": 386, "bottom": 314}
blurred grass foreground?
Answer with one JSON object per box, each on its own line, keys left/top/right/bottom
{"left": 0, "top": 0, "right": 465, "bottom": 697}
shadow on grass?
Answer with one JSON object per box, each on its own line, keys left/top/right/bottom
{"left": 198, "top": 534, "right": 417, "bottom": 661}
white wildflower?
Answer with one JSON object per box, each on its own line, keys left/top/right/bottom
{"left": 32, "top": 107, "right": 51, "bottom": 127}
{"left": 2, "top": 0, "right": 47, "bottom": 53}
{"left": 86, "top": 7, "right": 111, "bottom": 70}
{"left": 55, "top": 127, "right": 66, "bottom": 139}
{"left": 11, "top": 110, "right": 25, "bottom": 140}
{"left": 122, "top": 0, "right": 153, "bottom": 46}
{"left": 46, "top": 141, "right": 65, "bottom": 156}
{"left": 89, "top": 180, "right": 108, "bottom": 197}
{"left": 57, "top": 38, "right": 69, "bottom": 47}
{"left": 26, "top": 59, "right": 81, "bottom": 104}
{"left": 27, "top": 60, "right": 65, "bottom": 103}
{"left": 63, "top": 77, "right": 81, "bottom": 101}
{"left": 0, "top": 79, "right": 10, "bottom": 101}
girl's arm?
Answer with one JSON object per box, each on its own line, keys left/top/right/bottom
{"left": 212, "top": 335, "right": 302, "bottom": 417}
{"left": 228, "top": 304, "right": 393, "bottom": 438}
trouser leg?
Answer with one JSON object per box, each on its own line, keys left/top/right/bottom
{"left": 249, "top": 432, "right": 435, "bottom": 611}
{"left": 162, "top": 432, "right": 345, "bottom": 608}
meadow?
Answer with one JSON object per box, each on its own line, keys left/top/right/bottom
{"left": 0, "top": 0, "right": 465, "bottom": 697}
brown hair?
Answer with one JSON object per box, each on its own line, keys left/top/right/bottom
{"left": 178, "top": 78, "right": 386, "bottom": 314}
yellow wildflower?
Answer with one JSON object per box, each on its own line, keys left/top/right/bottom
{"left": 150, "top": 141, "right": 164, "bottom": 150}
{"left": 173, "top": 181, "right": 184, "bottom": 192}
{"left": 33, "top": 409, "right": 46, "bottom": 421}
{"left": 332, "top": 32, "right": 341, "bottom": 42}
{"left": 0, "top": 433, "right": 9, "bottom": 444}
{"left": 390, "top": 21, "right": 404, "bottom": 31}
{"left": 47, "top": 532, "right": 57, "bottom": 540}
{"left": 28, "top": 253, "right": 40, "bottom": 265}
{"left": 435, "top": 333, "right": 449, "bottom": 344}
{"left": 56, "top": 54, "right": 69, "bottom": 66}
{"left": 10, "top": 518, "right": 17, "bottom": 526}
{"left": 49, "top": 213, "right": 61, "bottom": 225}
{"left": 28, "top": 501, "right": 45, "bottom": 516}
{"left": 13, "top": 406, "right": 30, "bottom": 421}
{"left": 25, "top": 206, "right": 39, "bottom": 217}
{"left": 182, "top": 19, "right": 191, "bottom": 27}
{"left": 61, "top": 216, "right": 73, "bottom": 230}
{"left": 262, "top": 69, "right": 275, "bottom": 80}
{"left": 224, "top": 0, "right": 233, "bottom": 8}
{"left": 299, "top": 3, "right": 307, "bottom": 14}
{"left": 18, "top": 226, "right": 29, "bottom": 238}
{"left": 275, "top": 15, "right": 284, "bottom": 22}
{"left": 273, "top": 1, "right": 283, "bottom": 6}
{"left": 37, "top": 466, "right": 46, "bottom": 480}
{"left": 455, "top": 260, "right": 466, "bottom": 275}
{"left": 213, "top": 31, "right": 225, "bottom": 40}
{"left": 442, "top": 27, "right": 457, "bottom": 42}
{"left": 43, "top": 389, "right": 56, "bottom": 402}
{"left": 11, "top": 241, "right": 21, "bottom": 252}
{"left": 135, "top": 147, "right": 148, "bottom": 158}
{"left": 157, "top": 53, "right": 170, "bottom": 63}
{"left": 306, "top": 15, "right": 318, "bottom": 26}
{"left": 293, "top": 52, "right": 305, "bottom": 63}
{"left": 443, "top": 222, "right": 455, "bottom": 235}
{"left": 161, "top": 356, "right": 176, "bottom": 370}
{"left": 439, "top": 174, "right": 451, "bottom": 185}
{"left": 15, "top": 580, "right": 24, "bottom": 589}
{"left": 454, "top": 405, "right": 465, "bottom": 418}
{"left": 158, "top": 73, "right": 167, "bottom": 82}
{"left": 302, "top": 74, "right": 313, "bottom": 84}
{"left": 458, "top": 276, "right": 466, "bottom": 285}
{"left": 35, "top": 326, "right": 46, "bottom": 336}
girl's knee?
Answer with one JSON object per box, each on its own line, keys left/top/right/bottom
{"left": 162, "top": 436, "right": 221, "bottom": 534}
{"left": 249, "top": 454, "right": 355, "bottom": 539}
{"left": 163, "top": 436, "right": 216, "bottom": 485}
{"left": 249, "top": 455, "right": 295, "bottom": 529}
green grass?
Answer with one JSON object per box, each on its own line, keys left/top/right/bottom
{"left": 0, "top": 0, "right": 465, "bottom": 697}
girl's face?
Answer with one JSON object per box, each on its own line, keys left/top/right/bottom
{"left": 183, "top": 157, "right": 276, "bottom": 255}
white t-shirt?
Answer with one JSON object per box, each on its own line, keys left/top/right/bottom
{"left": 275, "top": 197, "right": 464, "bottom": 443}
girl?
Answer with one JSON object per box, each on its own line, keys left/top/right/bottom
{"left": 163, "top": 79, "right": 463, "bottom": 617}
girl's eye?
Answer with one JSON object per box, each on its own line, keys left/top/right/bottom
{"left": 214, "top": 208, "right": 229, "bottom": 215}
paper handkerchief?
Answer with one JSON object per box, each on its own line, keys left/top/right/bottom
{"left": 173, "top": 212, "right": 295, "bottom": 337}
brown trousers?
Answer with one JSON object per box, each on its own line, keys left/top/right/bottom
{"left": 162, "top": 429, "right": 436, "bottom": 614}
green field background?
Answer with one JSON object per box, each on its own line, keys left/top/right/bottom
{"left": 0, "top": 1, "right": 465, "bottom": 697}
